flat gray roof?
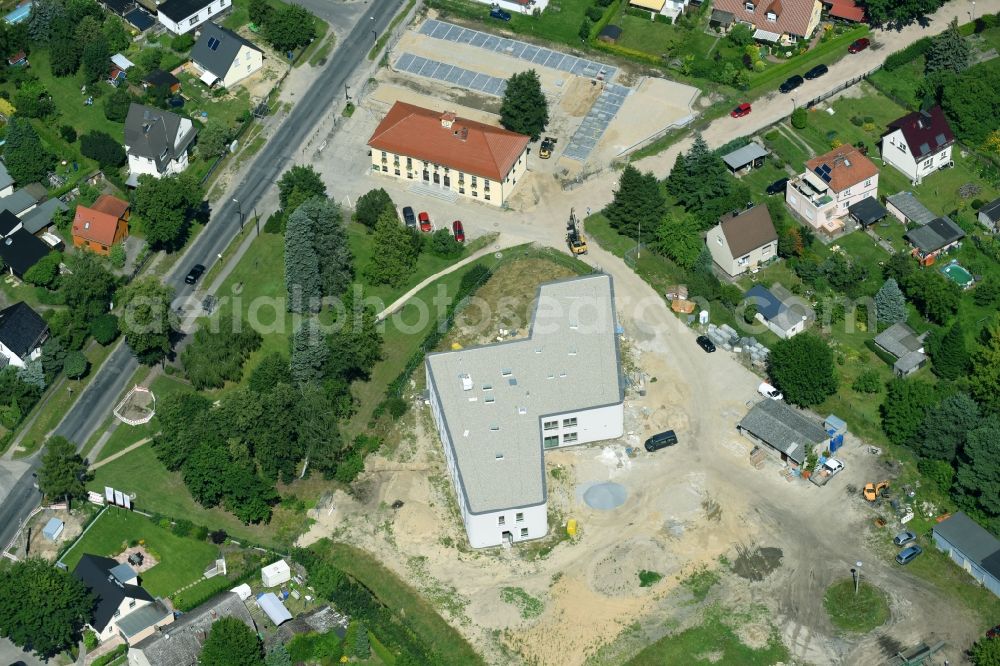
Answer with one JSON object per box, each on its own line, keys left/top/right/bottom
{"left": 886, "top": 191, "right": 936, "bottom": 225}
{"left": 426, "top": 274, "right": 623, "bottom": 514}
{"left": 722, "top": 142, "right": 768, "bottom": 170}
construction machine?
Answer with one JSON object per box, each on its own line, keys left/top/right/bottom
{"left": 539, "top": 136, "right": 557, "bottom": 159}
{"left": 567, "top": 209, "right": 588, "bottom": 255}
{"left": 863, "top": 480, "right": 890, "bottom": 502}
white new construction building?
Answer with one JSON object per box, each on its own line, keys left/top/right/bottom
{"left": 426, "top": 274, "right": 625, "bottom": 549}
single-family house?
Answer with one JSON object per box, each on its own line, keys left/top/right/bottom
{"left": 156, "top": 0, "right": 232, "bottom": 35}
{"left": 706, "top": 204, "right": 778, "bottom": 277}
{"left": 881, "top": 107, "right": 954, "bottom": 185}
{"left": 932, "top": 512, "right": 1000, "bottom": 598}
{"left": 737, "top": 398, "right": 828, "bottom": 466}
{"left": 822, "top": 0, "right": 864, "bottom": 21}
{"left": 904, "top": 216, "right": 964, "bottom": 266}
{"left": 872, "top": 322, "right": 927, "bottom": 376}
{"left": 0, "top": 162, "right": 14, "bottom": 198}
{"left": 0, "top": 187, "right": 41, "bottom": 218}
{"left": 72, "top": 554, "right": 173, "bottom": 644}
{"left": 0, "top": 228, "right": 52, "bottom": 278}
{"left": 142, "top": 69, "right": 182, "bottom": 94}
{"left": 190, "top": 23, "right": 263, "bottom": 88}
{"left": 128, "top": 591, "right": 256, "bottom": 666}
{"left": 721, "top": 141, "right": 768, "bottom": 174}
{"left": 368, "top": 102, "right": 530, "bottom": 208}
{"left": 0, "top": 301, "right": 48, "bottom": 368}
{"left": 124, "top": 103, "right": 197, "bottom": 183}
{"left": 72, "top": 195, "right": 130, "bottom": 255}
{"left": 712, "top": 0, "right": 822, "bottom": 43}
{"left": 785, "top": 144, "right": 879, "bottom": 236}
{"left": 978, "top": 197, "right": 1000, "bottom": 233}
{"left": 885, "top": 191, "right": 937, "bottom": 226}
{"left": 744, "top": 283, "right": 812, "bottom": 339}
{"left": 847, "top": 197, "right": 888, "bottom": 229}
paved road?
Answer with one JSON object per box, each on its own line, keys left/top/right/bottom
{"left": 0, "top": 0, "right": 406, "bottom": 558}
{"left": 288, "top": 0, "right": 370, "bottom": 34}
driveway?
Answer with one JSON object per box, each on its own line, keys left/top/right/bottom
{"left": 0, "top": 637, "right": 46, "bottom": 666}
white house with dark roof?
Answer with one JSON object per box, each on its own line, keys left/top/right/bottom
{"left": 0, "top": 301, "right": 48, "bottom": 368}
{"left": 190, "top": 22, "right": 262, "bottom": 88}
{"left": 157, "top": 0, "right": 232, "bottom": 34}
{"left": 881, "top": 106, "right": 954, "bottom": 184}
{"left": 72, "top": 554, "right": 173, "bottom": 644}
{"left": 0, "top": 162, "right": 13, "bottom": 197}
{"left": 425, "top": 274, "right": 624, "bottom": 548}
{"left": 124, "top": 103, "right": 197, "bottom": 183}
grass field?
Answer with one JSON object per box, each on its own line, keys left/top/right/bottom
{"left": 61, "top": 510, "right": 218, "bottom": 598}
{"left": 823, "top": 579, "right": 890, "bottom": 633}
{"left": 627, "top": 606, "right": 789, "bottom": 665}
{"left": 316, "top": 541, "right": 483, "bottom": 665}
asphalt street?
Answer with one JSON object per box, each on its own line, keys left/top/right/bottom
{"left": 0, "top": 0, "right": 405, "bottom": 557}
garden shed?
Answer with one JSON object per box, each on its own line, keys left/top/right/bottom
{"left": 261, "top": 559, "right": 291, "bottom": 587}
{"left": 42, "top": 518, "right": 64, "bottom": 541}
{"left": 598, "top": 25, "right": 622, "bottom": 44}
{"left": 256, "top": 592, "right": 293, "bottom": 626}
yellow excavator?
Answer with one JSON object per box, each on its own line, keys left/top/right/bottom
{"left": 567, "top": 209, "right": 588, "bottom": 255}
{"left": 863, "top": 480, "right": 890, "bottom": 502}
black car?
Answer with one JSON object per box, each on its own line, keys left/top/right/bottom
{"left": 490, "top": 6, "right": 511, "bottom": 20}
{"left": 766, "top": 177, "right": 789, "bottom": 195}
{"left": 696, "top": 335, "right": 716, "bottom": 353}
{"left": 184, "top": 264, "right": 206, "bottom": 285}
{"left": 804, "top": 64, "right": 828, "bottom": 80}
{"left": 402, "top": 206, "right": 416, "bottom": 229}
{"left": 644, "top": 430, "right": 678, "bottom": 452}
{"left": 779, "top": 75, "right": 804, "bottom": 93}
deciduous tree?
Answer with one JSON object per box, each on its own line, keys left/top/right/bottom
{"left": 132, "top": 173, "right": 204, "bottom": 250}
{"left": 766, "top": 333, "right": 838, "bottom": 406}
{"left": 81, "top": 39, "right": 110, "bottom": 83}
{"left": 198, "top": 120, "right": 233, "bottom": 158}
{"left": 277, "top": 164, "right": 326, "bottom": 214}
{"left": 199, "top": 616, "right": 264, "bottom": 666}
{"left": 38, "top": 436, "right": 88, "bottom": 507}
{"left": 80, "top": 130, "right": 127, "bottom": 168}
{"left": 655, "top": 211, "right": 702, "bottom": 269}
{"left": 263, "top": 4, "right": 315, "bottom": 53}
{"left": 248, "top": 352, "right": 291, "bottom": 393}
{"left": 3, "top": 117, "right": 54, "bottom": 184}
{"left": 63, "top": 350, "right": 89, "bottom": 379}
{"left": 499, "top": 69, "right": 548, "bottom": 140}
{"left": 118, "top": 277, "right": 175, "bottom": 364}
{"left": 103, "top": 86, "right": 132, "bottom": 122}
{"left": 970, "top": 634, "right": 1000, "bottom": 666}
{"left": 0, "top": 559, "right": 94, "bottom": 658}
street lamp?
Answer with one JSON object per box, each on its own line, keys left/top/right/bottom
{"left": 344, "top": 84, "right": 351, "bottom": 102}
{"left": 371, "top": 15, "right": 377, "bottom": 41}
{"left": 972, "top": 0, "right": 976, "bottom": 20}
{"left": 637, "top": 218, "right": 641, "bottom": 260}
{"left": 233, "top": 197, "right": 244, "bottom": 230}
{"left": 852, "top": 561, "right": 863, "bottom": 595}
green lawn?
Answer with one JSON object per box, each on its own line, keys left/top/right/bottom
{"left": 627, "top": 606, "right": 789, "bottom": 665}
{"left": 823, "top": 579, "right": 890, "bottom": 633}
{"left": 760, "top": 128, "right": 813, "bottom": 173}
{"left": 87, "top": 444, "right": 300, "bottom": 547}
{"left": 867, "top": 57, "right": 925, "bottom": 109}
{"left": 315, "top": 541, "right": 483, "bottom": 665}
{"left": 615, "top": 14, "right": 689, "bottom": 56}
{"left": 60, "top": 510, "right": 218, "bottom": 598}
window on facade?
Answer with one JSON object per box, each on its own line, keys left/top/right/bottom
{"left": 472, "top": 191, "right": 477, "bottom": 197}
{"left": 485, "top": 194, "right": 491, "bottom": 201}
{"left": 520, "top": 528, "right": 529, "bottom": 537}
{"left": 114, "top": 609, "right": 121, "bottom": 618}
{"left": 543, "top": 435, "right": 559, "bottom": 448}
{"left": 562, "top": 417, "right": 577, "bottom": 428}
{"left": 738, "top": 255, "right": 749, "bottom": 265}
{"left": 864, "top": 178, "right": 872, "bottom": 186}
{"left": 498, "top": 516, "right": 505, "bottom": 525}
{"left": 381, "top": 151, "right": 386, "bottom": 158}
{"left": 129, "top": 599, "right": 136, "bottom": 608}
{"left": 471, "top": 175, "right": 477, "bottom": 186}
{"left": 394, "top": 169, "right": 400, "bottom": 176}
{"left": 516, "top": 512, "right": 524, "bottom": 522}
{"left": 563, "top": 432, "right": 578, "bottom": 443}
{"left": 543, "top": 420, "right": 558, "bottom": 430}
{"left": 923, "top": 159, "right": 933, "bottom": 168}
{"left": 382, "top": 166, "right": 387, "bottom": 172}
{"left": 406, "top": 157, "right": 412, "bottom": 167}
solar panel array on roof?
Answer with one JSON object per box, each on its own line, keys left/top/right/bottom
{"left": 814, "top": 163, "right": 832, "bottom": 183}
{"left": 207, "top": 36, "right": 220, "bottom": 51}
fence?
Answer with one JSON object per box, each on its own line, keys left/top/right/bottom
{"left": 800, "top": 64, "right": 883, "bottom": 109}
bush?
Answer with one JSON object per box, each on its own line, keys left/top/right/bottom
{"left": 428, "top": 228, "right": 463, "bottom": 258}
{"left": 585, "top": 5, "right": 603, "bottom": 21}
{"left": 109, "top": 242, "right": 126, "bottom": 269}
{"left": 852, "top": 369, "right": 881, "bottom": 393}
{"left": 23, "top": 253, "right": 61, "bottom": 288}
{"left": 171, "top": 518, "right": 193, "bottom": 537}
{"left": 579, "top": 18, "right": 592, "bottom": 40}
{"left": 89, "top": 313, "right": 119, "bottom": 345}
{"left": 791, "top": 107, "right": 808, "bottom": 129}
{"left": 210, "top": 529, "right": 228, "bottom": 544}
{"left": 971, "top": 199, "right": 985, "bottom": 210}
{"left": 385, "top": 396, "right": 408, "bottom": 419}
{"left": 263, "top": 211, "right": 285, "bottom": 234}
{"left": 883, "top": 38, "right": 933, "bottom": 71}
{"left": 850, "top": 115, "right": 863, "bottom": 126}
{"left": 170, "top": 33, "right": 195, "bottom": 51}
{"left": 334, "top": 451, "right": 365, "bottom": 484}
{"left": 654, "top": 13, "right": 672, "bottom": 24}
{"left": 83, "top": 629, "right": 98, "bottom": 650}
{"left": 192, "top": 524, "right": 209, "bottom": 541}
{"left": 60, "top": 125, "right": 78, "bottom": 143}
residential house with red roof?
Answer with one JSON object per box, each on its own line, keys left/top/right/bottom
{"left": 72, "top": 195, "right": 130, "bottom": 255}
{"left": 822, "top": 0, "right": 865, "bottom": 21}
{"left": 367, "top": 102, "right": 530, "bottom": 207}
{"left": 881, "top": 106, "right": 955, "bottom": 184}
{"left": 785, "top": 144, "right": 879, "bottom": 236}
{"left": 713, "top": 0, "right": 822, "bottom": 43}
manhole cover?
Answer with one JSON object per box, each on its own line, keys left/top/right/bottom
{"left": 584, "top": 482, "right": 628, "bottom": 510}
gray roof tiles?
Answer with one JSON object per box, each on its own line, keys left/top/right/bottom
{"left": 886, "top": 191, "right": 937, "bottom": 226}
{"left": 738, "top": 399, "right": 828, "bottom": 465}
{"left": 873, "top": 322, "right": 924, "bottom": 359}
{"left": 191, "top": 22, "right": 261, "bottom": 79}
{"left": 425, "top": 274, "right": 623, "bottom": 514}
{"left": 124, "top": 103, "right": 197, "bottom": 171}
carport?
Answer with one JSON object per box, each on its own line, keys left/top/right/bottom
{"left": 722, "top": 142, "right": 768, "bottom": 174}
{"left": 848, "top": 196, "right": 889, "bottom": 228}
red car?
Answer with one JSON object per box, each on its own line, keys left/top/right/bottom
{"left": 848, "top": 37, "right": 870, "bottom": 53}
{"left": 452, "top": 220, "right": 465, "bottom": 243}
{"left": 418, "top": 211, "right": 432, "bottom": 232}
{"left": 731, "top": 103, "right": 751, "bottom": 118}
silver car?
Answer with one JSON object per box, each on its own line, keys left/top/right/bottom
{"left": 893, "top": 531, "right": 917, "bottom": 547}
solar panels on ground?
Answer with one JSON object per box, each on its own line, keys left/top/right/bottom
{"left": 393, "top": 53, "right": 507, "bottom": 98}
{"left": 563, "top": 83, "right": 630, "bottom": 162}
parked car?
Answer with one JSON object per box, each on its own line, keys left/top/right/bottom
{"left": 184, "top": 264, "right": 206, "bottom": 285}
{"left": 779, "top": 75, "right": 804, "bottom": 93}
{"left": 418, "top": 211, "right": 432, "bottom": 232}
{"left": 452, "top": 220, "right": 465, "bottom": 243}
{"left": 892, "top": 531, "right": 917, "bottom": 547}
{"left": 804, "top": 64, "right": 828, "bottom": 79}
{"left": 895, "top": 545, "right": 923, "bottom": 565}
{"left": 696, "top": 335, "right": 716, "bottom": 353}
{"left": 490, "top": 6, "right": 511, "bottom": 20}
{"left": 758, "top": 382, "right": 783, "bottom": 400}
{"left": 766, "top": 177, "right": 789, "bottom": 195}
{"left": 849, "top": 37, "right": 870, "bottom": 53}
{"left": 730, "top": 103, "right": 752, "bottom": 118}
{"left": 402, "top": 206, "right": 416, "bottom": 229}
{"left": 644, "top": 430, "right": 678, "bottom": 452}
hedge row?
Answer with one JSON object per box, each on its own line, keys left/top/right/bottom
{"left": 882, "top": 36, "right": 932, "bottom": 71}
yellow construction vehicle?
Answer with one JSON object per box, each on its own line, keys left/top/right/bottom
{"left": 863, "top": 480, "right": 890, "bottom": 502}
{"left": 566, "top": 209, "right": 588, "bottom": 255}
{"left": 539, "top": 136, "right": 556, "bottom": 159}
